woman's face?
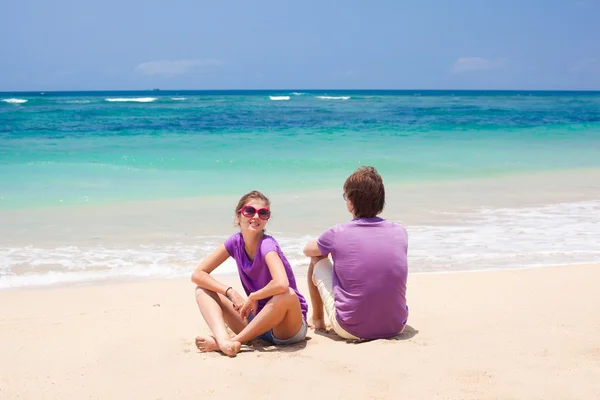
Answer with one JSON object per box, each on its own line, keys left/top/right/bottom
{"left": 236, "top": 198, "right": 270, "bottom": 234}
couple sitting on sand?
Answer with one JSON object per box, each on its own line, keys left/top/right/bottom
{"left": 191, "top": 166, "right": 409, "bottom": 356}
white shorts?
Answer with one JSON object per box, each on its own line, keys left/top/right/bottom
{"left": 312, "top": 258, "right": 360, "bottom": 340}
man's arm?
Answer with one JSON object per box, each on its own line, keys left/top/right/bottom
{"left": 303, "top": 239, "right": 323, "bottom": 257}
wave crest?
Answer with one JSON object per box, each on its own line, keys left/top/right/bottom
{"left": 269, "top": 96, "right": 290, "bottom": 101}
{"left": 2, "top": 98, "right": 28, "bottom": 104}
{"left": 316, "top": 96, "right": 350, "bottom": 100}
{"left": 105, "top": 97, "right": 157, "bottom": 103}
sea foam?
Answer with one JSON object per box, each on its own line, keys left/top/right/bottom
{"left": 2, "top": 201, "right": 600, "bottom": 288}
{"left": 2, "top": 98, "right": 28, "bottom": 104}
{"left": 0, "top": 243, "right": 235, "bottom": 289}
{"left": 408, "top": 200, "right": 600, "bottom": 271}
{"left": 316, "top": 96, "right": 350, "bottom": 100}
{"left": 269, "top": 96, "right": 290, "bottom": 101}
{"left": 105, "top": 97, "right": 157, "bottom": 103}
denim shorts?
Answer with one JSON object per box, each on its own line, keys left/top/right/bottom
{"left": 248, "top": 313, "right": 308, "bottom": 345}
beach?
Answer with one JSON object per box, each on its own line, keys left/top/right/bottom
{"left": 2, "top": 0, "right": 600, "bottom": 389}
{"left": 1, "top": 264, "right": 599, "bottom": 399}
{"left": 2, "top": 90, "right": 600, "bottom": 398}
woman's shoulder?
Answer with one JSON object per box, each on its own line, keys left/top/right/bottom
{"left": 225, "top": 231, "right": 242, "bottom": 241}
{"left": 259, "top": 234, "right": 283, "bottom": 254}
{"left": 224, "top": 232, "right": 243, "bottom": 252}
{"left": 260, "top": 234, "right": 280, "bottom": 247}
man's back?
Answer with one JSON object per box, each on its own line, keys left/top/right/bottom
{"left": 317, "top": 217, "right": 409, "bottom": 339}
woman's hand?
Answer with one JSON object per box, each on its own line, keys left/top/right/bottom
{"left": 239, "top": 294, "right": 258, "bottom": 320}
{"left": 227, "top": 289, "right": 246, "bottom": 312}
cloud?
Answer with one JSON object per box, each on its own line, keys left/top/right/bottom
{"left": 135, "top": 59, "right": 221, "bottom": 77}
{"left": 570, "top": 57, "right": 600, "bottom": 72}
{"left": 452, "top": 57, "right": 506, "bottom": 73}
{"left": 573, "top": 0, "right": 592, "bottom": 9}
{"left": 334, "top": 69, "right": 355, "bottom": 78}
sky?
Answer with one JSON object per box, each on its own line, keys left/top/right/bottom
{"left": 0, "top": 0, "right": 599, "bottom": 91}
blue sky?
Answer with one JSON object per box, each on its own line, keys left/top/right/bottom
{"left": 1, "top": 0, "right": 598, "bottom": 91}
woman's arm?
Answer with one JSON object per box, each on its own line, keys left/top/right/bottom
{"left": 239, "top": 251, "right": 290, "bottom": 319}
{"left": 251, "top": 251, "right": 290, "bottom": 299}
{"left": 190, "top": 244, "right": 232, "bottom": 297}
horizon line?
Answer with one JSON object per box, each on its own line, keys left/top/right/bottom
{"left": 2, "top": 88, "right": 600, "bottom": 94}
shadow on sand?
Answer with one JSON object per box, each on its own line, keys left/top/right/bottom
{"left": 238, "top": 336, "right": 310, "bottom": 354}
{"left": 199, "top": 325, "right": 418, "bottom": 356}
{"left": 312, "top": 324, "right": 419, "bottom": 343}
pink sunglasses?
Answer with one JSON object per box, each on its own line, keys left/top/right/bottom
{"left": 238, "top": 205, "right": 271, "bottom": 220}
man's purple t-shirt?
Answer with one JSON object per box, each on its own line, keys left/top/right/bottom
{"left": 317, "top": 217, "right": 408, "bottom": 339}
{"left": 224, "top": 233, "right": 308, "bottom": 319}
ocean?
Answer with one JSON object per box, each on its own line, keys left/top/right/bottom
{"left": 1, "top": 90, "right": 600, "bottom": 288}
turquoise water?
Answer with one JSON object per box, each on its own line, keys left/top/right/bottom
{"left": 2, "top": 90, "right": 600, "bottom": 210}
{"left": 2, "top": 90, "right": 600, "bottom": 288}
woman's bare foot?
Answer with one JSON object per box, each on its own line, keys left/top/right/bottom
{"left": 195, "top": 335, "right": 219, "bottom": 352}
{"left": 309, "top": 318, "right": 326, "bottom": 330}
{"left": 216, "top": 338, "right": 241, "bottom": 356}
{"left": 195, "top": 335, "right": 241, "bottom": 356}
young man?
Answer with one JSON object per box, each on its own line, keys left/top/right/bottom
{"left": 304, "top": 166, "right": 409, "bottom": 340}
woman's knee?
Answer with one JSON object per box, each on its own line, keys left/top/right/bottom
{"left": 194, "top": 286, "right": 218, "bottom": 301}
{"left": 195, "top": 285, "right": 208, "bottom": 294}
{"left": 271, "top": 288, "right": 297, "bottom": 306}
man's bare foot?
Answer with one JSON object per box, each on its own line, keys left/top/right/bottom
{"left": 195, "top": 335, "right": 241, "bottom": 356}
{"left": 309, "top": 318, "right": 326, "bottom": 330}
{"left": 195, "top": 335, "right": 219, "bottom": 352}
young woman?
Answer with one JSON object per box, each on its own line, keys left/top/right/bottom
{"left": 191, "top": 190, "right": 308, "bottom": 356}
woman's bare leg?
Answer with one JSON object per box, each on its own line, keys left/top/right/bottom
{"left": 232, "top": 288, "right": 303, "bottom": 343}
{"left": 194, "top": 287, "right": 247, "bottom": 356}
{"left": 307, "top": 256, "right": 328, "bottom": 329}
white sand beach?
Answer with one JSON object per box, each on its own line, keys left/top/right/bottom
{"left": 1, "top": 264, "right": 599, "bottom": 399}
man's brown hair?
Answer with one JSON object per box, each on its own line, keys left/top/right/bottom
{"left": 343, "top": 166, "right": 385, "bottom": 218}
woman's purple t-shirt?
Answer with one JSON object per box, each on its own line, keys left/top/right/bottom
{"left": 317, "top": 217, "right": 409, "bottom": 339}
{"left": 224, "top": 232, "right": 308, "bottom": 319}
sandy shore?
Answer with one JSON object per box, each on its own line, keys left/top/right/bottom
{"left": 1, "top": 264, "right": 600, "bottom": 399}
